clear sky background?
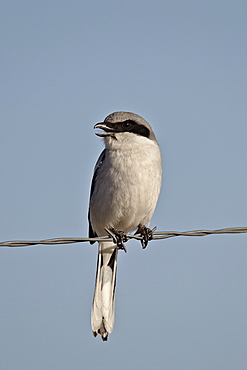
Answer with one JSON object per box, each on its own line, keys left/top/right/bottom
{"left": 1, "top": 1, "right": 247, "bottom": 369}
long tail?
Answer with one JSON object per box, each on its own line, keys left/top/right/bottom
{"left": 91, "top": 241, "right": 118, "bottom": 341}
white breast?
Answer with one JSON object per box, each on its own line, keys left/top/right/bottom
{"left": 90, "top": 133, "right": 162, "bottom": 236}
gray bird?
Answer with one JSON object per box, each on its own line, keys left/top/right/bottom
{"left": 88, "top": 111, "right": 162, "bottom": 341}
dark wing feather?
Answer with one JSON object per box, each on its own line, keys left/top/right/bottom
{"left": 88, "top": 149, "right": 106, "bottom": 244}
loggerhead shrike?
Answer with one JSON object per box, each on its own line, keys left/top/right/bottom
{"left": 88, "top": 111, "right": 162, "bottom": 341}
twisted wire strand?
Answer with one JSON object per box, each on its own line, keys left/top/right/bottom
{"left": 0, "top": 227, "right": 247, "bottom": 247}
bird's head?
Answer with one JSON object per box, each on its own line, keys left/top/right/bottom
{"left": 94, "top": 112, "right": 157, "bottom": 144}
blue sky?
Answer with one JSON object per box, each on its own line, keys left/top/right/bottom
{"left": 1, "top": 1, "right": 247, "bottom": 369}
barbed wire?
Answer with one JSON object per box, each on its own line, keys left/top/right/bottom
{"left": 0, "top": 227, "right": 246, "bottom": 248}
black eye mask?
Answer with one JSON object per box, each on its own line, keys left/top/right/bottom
{"left": 105, "top": 120, "right": 150, "bottom": 138}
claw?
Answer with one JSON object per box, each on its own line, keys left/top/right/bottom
{"left": 104, "top": 227, "right": 128, "bottom": 253}
{"left": 135, "top": 224, "right": 156, "bottom": 249}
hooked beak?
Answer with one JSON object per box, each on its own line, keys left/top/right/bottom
{"left": 94, "top": 122, "right": 115, "bottom": 137}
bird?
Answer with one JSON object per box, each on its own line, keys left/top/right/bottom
{"left": 88, "top": 111, "right": 162, "bottom": 341}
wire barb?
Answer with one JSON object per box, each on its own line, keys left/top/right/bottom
{"left": 104, "top": 227, "right": 128, "bottom": 252}
{"left": 0, "top": 227, "right": 247, "bottom": 248}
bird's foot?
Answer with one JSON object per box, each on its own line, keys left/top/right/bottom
{"left": 104, "top": 227, "right": 128, "bottom": 253}
{"left": 135, "top": 224, "right": 156, "bottom": 249}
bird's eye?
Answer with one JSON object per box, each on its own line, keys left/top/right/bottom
{"left": 122, "top": 120, "right": 133, "bottom": 130}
